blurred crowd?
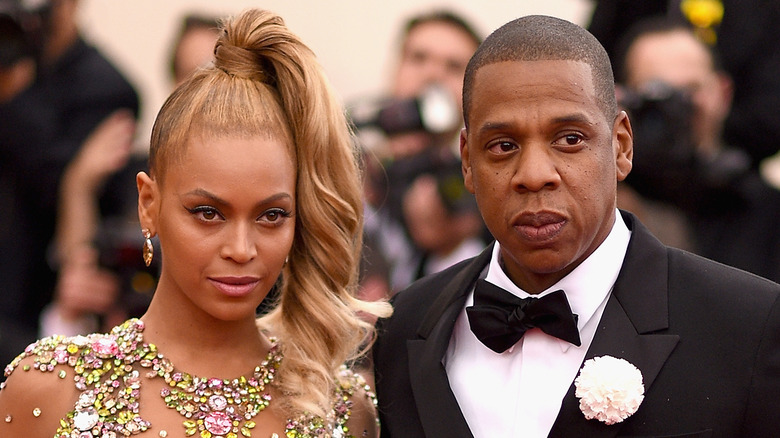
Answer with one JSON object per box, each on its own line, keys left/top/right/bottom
{"left": 2, "top": 0, "right": 780, "bottom": 369}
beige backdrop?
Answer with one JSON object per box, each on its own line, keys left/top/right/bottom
{"left": 77, "top": 0, "right": 595, "bottom": 147}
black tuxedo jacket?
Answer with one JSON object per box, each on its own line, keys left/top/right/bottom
{"left": 373, "top": 211, "right": 780, "bottom": 437}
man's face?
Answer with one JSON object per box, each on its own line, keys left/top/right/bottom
{"left": 393, "top": 20, "right": 477, "bottom": 113}
{"left": 461, "top": 59, "right": 632, "bottom": 293}
{"left": 624, "top": 30, "right": 731, "bottom": 154}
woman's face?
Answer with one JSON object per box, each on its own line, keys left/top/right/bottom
{"left": 140, "top": 133, "right": 296, "bottom": 322}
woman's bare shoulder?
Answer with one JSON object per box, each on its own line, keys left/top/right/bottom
{"left": 0, "top": 336, "right": 82, "bottom": 437}
{"left": 336, "top": 367, "right": 380, "bottom": 438}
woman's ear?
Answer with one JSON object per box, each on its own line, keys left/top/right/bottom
{"left": 136, "top": 171, "right": 160, "bottom": 234}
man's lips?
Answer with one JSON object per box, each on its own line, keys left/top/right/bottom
{"left": 208, "top": 276, "right": 260, "bottom": 297}
{"left": 514, "top": 212, "right": 567, "bottom": 241}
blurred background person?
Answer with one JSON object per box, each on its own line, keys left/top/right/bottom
{"left": 614, "top": 17, "right": 780, "bottom": 282}
{"left": 351, "top": 9, "right": 489, "bottom": 296}
{"left": 587, "top": 0, "right": 780, "bottom": 174}
{"left": 169, "top": 13, "right": 220, "bottom": 85}
{"left": 40, "top": 12, "right": 221, "bottom": 339}
{"left": 402, "top": 173, "right": 485, "bottom": 279}
{"left": 0, "top": 0, "right": 139, "bottom": 366}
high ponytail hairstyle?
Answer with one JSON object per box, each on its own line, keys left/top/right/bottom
{"left": 148, "top": 9, "right": 391, "bottom": 418}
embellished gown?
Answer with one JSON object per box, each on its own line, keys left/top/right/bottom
{"left": 1, "top": 319, "right": 375, "bottom": 438}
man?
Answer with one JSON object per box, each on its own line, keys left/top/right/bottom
{"left": 0, "top": 0, "right": 138, "bottom": 366}
{"left": 360, "top": 10, "right": 486, "bottom": 294}
{"left": 373, "top": 14, "right": 780, "bottom": 437}
{"left": 588, "top": 0, "right": 780, "bottom": 170}
{"left": 615, "top": 18, "right": 780, "bottom": 283}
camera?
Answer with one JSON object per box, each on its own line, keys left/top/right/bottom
{"left": 619, "top": 80, "right": 696, "bottom": 166}
{"left": 347, "top": 84, "right": 460, "bottom": 136}
{"left": 618, "top": 80, "right": 697, "bottom": 203}
{"left": 95, "top": 218, "right": 158, "bottom": 318}
{"left": 0, "top": 0, "right": 50, "bottom": 67}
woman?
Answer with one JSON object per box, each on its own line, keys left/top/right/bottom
{"left": 0, "top": 8, "right": 390, "bottom": 438}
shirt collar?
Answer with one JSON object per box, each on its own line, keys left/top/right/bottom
{"left": 485, "top": 210, "right": 631, "bottom": 349}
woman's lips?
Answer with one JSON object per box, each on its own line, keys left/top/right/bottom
{"left": 514, "top": 212, "right": 566, "bottom": 242}
{"left": 208, "top": 277, "right": 260, "bottom": 297}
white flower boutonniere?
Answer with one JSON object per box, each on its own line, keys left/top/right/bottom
{"left": 574, "top": 356, "right": 645, "bottom": 425}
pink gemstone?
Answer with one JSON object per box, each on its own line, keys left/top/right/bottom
{"left": 204, "top": 411, "right": 232, "bottom": 435}
{"left": 92, "top": 337, "right": 119, "bottom": 357}
{"left": 208, "top": 378, "right": 223, "bottom": 389}
{"left": 208, "top": 395, "right": 228, "bottom": 411}
{"left": 53, "top": 349, "right": 68, "bottom": 363}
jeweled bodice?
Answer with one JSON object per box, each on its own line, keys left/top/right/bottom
{"left": 2, "top": 319, "right": 375, "bottom": 438}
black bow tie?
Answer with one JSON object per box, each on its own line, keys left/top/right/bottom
{"left": 466, "top": 279, "right": 581, "bottom": 353}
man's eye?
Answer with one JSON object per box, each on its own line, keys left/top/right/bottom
{"left": 564, "top": 134, "right": 582, "bottom": 145}
{"left": 488, "top": 141, "right": 517, "bottom": 154}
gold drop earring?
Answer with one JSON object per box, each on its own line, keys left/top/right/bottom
{"left": 142, "top": 229, "right": 154, "bottom": 267}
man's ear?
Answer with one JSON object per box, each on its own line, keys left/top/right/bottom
{"left": 136, "top": 171, "right": 159, "bottom": 235}
{"left": 613, "top": 111, "right": 633, "bottom": 182}
{"left": 460, "top": 128, "right": 475, "bottom": 194}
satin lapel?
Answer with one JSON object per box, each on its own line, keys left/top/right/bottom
{"left": 407, "top": 246, "right": 493, "bottom": 438}
{"left": 550, "top": 212, "right": 680, "bottom": 437}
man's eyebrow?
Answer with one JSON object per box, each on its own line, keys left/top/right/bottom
{"left": 551, "top": 113, "right": 594, "bottom": 125}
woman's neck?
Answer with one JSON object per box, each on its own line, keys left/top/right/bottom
{"left": 139, "top": 294, "right": 271, "bottom": 379}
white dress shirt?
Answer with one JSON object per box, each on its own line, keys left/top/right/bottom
{"left": 444, "top": 211, "right": 631, "bottom": 437}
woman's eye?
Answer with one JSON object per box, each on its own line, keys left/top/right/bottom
{"left": 260, "top": 208, "right": 291, "bottom": 224}
{"left": 188, "top": 206, "right": 222, "bottom": 222}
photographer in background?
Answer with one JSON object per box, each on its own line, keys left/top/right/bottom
{"left": 0, "top": 0, "right": 138, "bottom": 366}
{"left": 615, "top": 17, "right": 780, "bottom": 282}
{"left": 589, "top": 0, "right": 780, "bottom": 171}
{"left": 352, "top": 10, "right": 487, "bottom": 294}
{"left": 40, "top": 13, "right": 221, "bottom": 339}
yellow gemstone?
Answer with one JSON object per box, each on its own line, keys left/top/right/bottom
{"left": 240, "top": 426, "right": 252, "bottom": 436}
{"left": 201, "top": 430, "right": 212, "bottom": 438}
{"left": 183, "top": 420, "right": 197, "bottom": 428}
